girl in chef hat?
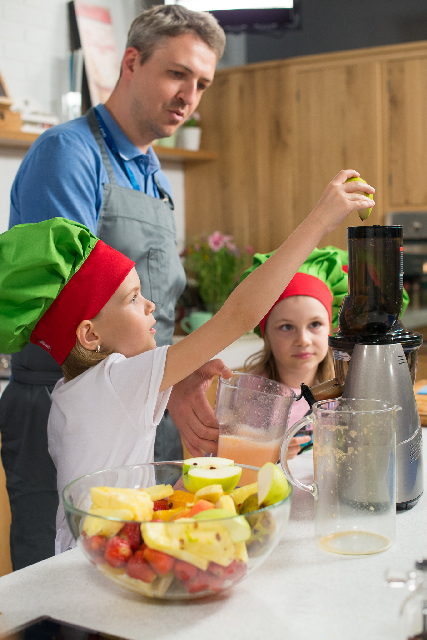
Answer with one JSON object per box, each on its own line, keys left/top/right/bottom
{"left": 241, "top": 246, "right": 348, "bottom": 456}
{"left": 0, "top": 170, "right": 375, "bottom": 550}
{"left": 241, "top": 245, "right": 410, "bottom": 456}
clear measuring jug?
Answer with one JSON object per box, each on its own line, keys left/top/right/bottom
{"left": 216, "top": 372, "right": 295, "bottom": 484}
{"left": 280, "top": 398, "right": 401, "bottom": 555}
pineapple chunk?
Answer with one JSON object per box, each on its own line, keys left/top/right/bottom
{"left": 141, "top": 519, "right": 236, "bottom": 568}
{"left": 194, "top": 484, "right": 224, "bottom": 503}
{"left": 234, "top": 540, "right": 249, "bottom": 563}
{"left": 144, "top": 484, "right": 174, "bottom": 501}
{"left": 90, "top": 487, "right": 153, "bottom": 522}
{"left": 82, "top": 508, "right": 133, "bottom": 537}
{"left": 215, "top": 494, "right": 236, "bottom": 513}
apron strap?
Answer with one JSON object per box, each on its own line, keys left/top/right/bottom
{"left": 86, "top": 107, "right": 118, "bottom": 186}
{"left": 154, "top": 174, "right": 174, "bottom": 211}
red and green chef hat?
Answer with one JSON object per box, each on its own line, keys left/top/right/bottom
{"left": 240, "top": 246, "right": 349, "bottom": 337}
{"left": 0, "top": 218, "right": 135, "bottom": 365}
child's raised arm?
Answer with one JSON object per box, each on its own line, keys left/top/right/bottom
{"left": 160, "top": 169, "right": 375, "bottom": 393}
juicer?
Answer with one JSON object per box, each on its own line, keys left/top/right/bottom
{"left": 328, "top": 225, "right": 423, "bottom": 509}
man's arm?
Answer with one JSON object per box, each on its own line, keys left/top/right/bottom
{"left": 167, "top": 359, "right": 232, "bottom": 457}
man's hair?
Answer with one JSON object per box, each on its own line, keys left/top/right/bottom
{"left": 126, "top": 5, "right": 226, "bottom": 64}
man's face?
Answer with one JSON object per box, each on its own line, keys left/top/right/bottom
{"left": 125, "top": 33, "right": 217, "bottom": 144}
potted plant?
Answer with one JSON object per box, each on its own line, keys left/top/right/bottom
{"left": 176, "top": 111, "right": 202, "bottom": 150}
{"left": 180, "top": 232, "right": 254, "bottom": 331}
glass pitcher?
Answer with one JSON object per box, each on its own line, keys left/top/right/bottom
{"left": 216, "top": 372, "right": 295, "bottom": 485}
{"left": 280, "top": 398, "right": 401, "bottom": 555}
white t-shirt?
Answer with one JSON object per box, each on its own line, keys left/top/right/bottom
{"left": 48, "top": 345, "right": 171, "bottom": 553}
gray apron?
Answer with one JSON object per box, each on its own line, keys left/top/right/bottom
{"left": 0, "top": 109, "right": 186, "bottom": 570}
{"left": 86, "top": 107, "right": 186, "bottom": 461}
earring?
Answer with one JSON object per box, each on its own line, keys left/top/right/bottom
{"left": 95, "top": 345, "right": 101, "bottom": 353}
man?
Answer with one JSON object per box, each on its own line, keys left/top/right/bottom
{"left": 0, "top": 5, "right": 227, "bottom": 569}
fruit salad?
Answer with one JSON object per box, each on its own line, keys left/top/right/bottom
{"left": 78, "top": 458, "right": 291, "bottom": 599}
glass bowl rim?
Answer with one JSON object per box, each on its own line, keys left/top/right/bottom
{"left": 62, "top": 460, "right": 292, "bottom": 522}
{"left": 313, "top": 397, "right": 402, "bottom": 415}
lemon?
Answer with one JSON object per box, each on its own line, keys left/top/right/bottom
{"left": 345, "top": 176, "right": 374, "bottom": 221}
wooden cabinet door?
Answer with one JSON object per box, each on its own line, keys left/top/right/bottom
{"left": 293, "top": 60, "right": 382, "bottom": 249}
{"left": 385, "top": 56, "right": 427, "bottom": 211}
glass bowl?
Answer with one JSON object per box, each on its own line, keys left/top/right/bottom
{"left": 63, "top": 461, "right": 292, "bottom": 600}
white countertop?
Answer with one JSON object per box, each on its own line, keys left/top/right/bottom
{"left": 0, "top": 435, "right": 425, "bottom": 640}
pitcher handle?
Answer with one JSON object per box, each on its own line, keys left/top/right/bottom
{"left": 280, "top": 415, "right": 317, "bottom": 497}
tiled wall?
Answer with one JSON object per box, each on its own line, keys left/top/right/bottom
{"left": 0, "top": 0, "right": 185, "bottom": 250}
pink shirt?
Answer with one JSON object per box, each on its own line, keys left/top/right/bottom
{"left": 288, "top": 387, "right": 311, "bottom": 429}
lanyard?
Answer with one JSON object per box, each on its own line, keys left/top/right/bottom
{"left": 93, "top": 107, "right": 141, "bottom": 192}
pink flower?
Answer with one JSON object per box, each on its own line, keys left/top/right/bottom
{"left": 246, "top": 245, "right": 255, "bottom": 255}
{"left": 208, "top": 231, "right": 226, "bottom": 252}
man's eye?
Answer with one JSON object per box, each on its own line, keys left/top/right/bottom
{"left": 171, "top": 70, "right": 184, "bottom": 78}
{"left": 197, "top": 82, "right": 207, "bottom": 91}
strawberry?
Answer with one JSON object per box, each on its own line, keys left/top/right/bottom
{"left": 126, "top": 550, "right": 157, "bottom": 583}
{"left": 208, "top": 560, "right": 247, "bottom": 582}
{"left": 208, "top": 574, "right": 225, "bottom": 593}
{"left": 81, "top": 534, "right": 107, "bottom": 564}
{"left": 153, "top": 498, "right": 171, "bottom": 511}
{"left": 174, "top": 560, "right": 198, "bottom": 582}
{"left": 119, "top": 522, "right": 141, "bottom": 551}
{"left": 208, "top": 560, "right": 237, "bottom": 579}
{"left": 104, "top": 536, "right": 132, "bottom": 568}
{"left": 184, "top": 569, "right": 211, "bottom": 594}
{"left": 229, "top": 561, "right": 247, "bottom": 583}
{"left": 143, "top": 547, "right": 175, "bottom": 575}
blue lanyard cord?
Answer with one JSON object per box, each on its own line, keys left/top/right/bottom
{"left": 93, "top": 107, "right": 141, "bottom": 192}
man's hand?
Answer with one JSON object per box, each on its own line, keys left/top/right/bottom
{"left": 167, "top": 359, "right": 233, "bottom": 457}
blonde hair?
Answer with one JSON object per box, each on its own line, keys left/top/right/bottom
{"left": 61, "top": 342, "right": 112, "bottom": 383}
{"left": 244, "top": 331, "right": 335, "bottom": 388}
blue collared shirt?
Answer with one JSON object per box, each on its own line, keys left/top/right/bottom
{"left": 9, "top": 104, "right": 172, "bottom": 233}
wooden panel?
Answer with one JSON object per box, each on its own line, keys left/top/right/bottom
{"left": 185, "top": 65, "right": 296, "bottom": 253}
{"left": 293, "top": 60, "right": 383, "bottom": 250}
{"left": 385, "top": 56, "right": 427, "bottom": 209}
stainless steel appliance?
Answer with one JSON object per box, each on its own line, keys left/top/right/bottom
{"left": 329, "top": 225, "right": 423, "bottom": 510}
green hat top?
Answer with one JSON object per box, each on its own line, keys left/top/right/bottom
{"left": 0, "top": 218, "right": 135, "bottom": 365}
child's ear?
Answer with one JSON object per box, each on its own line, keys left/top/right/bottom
{"left": 76, "top": 320, "right": 100, "bottom": 352}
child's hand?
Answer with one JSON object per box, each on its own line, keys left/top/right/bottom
{"left": 311, "top": 169, "right": 375, "bottom": 234}
{"left": 286, "top": 435, "right": 311, "bottom": 460}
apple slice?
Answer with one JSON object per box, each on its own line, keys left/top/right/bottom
{"left": 257, "top": 462, "right": 291, "bottom": 507}
{"left": 184, "top": 465, "right": 242, "bottom": 494}
{"left": 183, "top": 456, "right": 234, "bottom": 475}
{"left": 345, "top": 176, "right": 374, "bottom": 221}
{"left": 193, "top": 508, "right": 251, "bottom": 542}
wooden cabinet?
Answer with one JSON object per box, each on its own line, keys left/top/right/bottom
{"left": 384, "top": 55, "right": 427, "bottom": 211}
{"left": 293, "top": 59, "right": 383, "bottom": 249}
{"left": 186, "top": 40, "right": 427, "bottom": 253}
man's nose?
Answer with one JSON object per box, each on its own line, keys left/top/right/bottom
{"left": 176, "top": 79, "right": 198, "bottom": 105}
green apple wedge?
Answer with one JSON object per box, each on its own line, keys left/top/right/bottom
{"left": 257, "top": 462, "right": 291, "bottom": 507}
{"left": 193, "top": 508, "right": 251, "bottom": 543}
{"left": 183, "top": 456, "right": 234, "bottom": 475}
{"left": 184, "top": 465, "right": 242, "bottom": 494}
{"left": 345, "top": 176, "right": 374, "bottom": 221}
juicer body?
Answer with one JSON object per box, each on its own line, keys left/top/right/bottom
{"left": 342, "top": 342, "right": 423, "bottom": 509}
